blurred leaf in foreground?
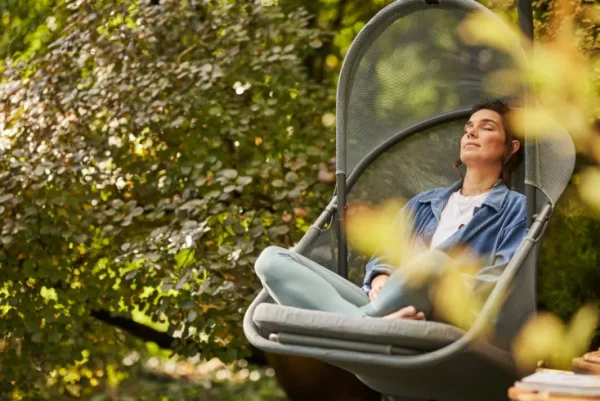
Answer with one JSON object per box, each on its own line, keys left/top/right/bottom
{"left": 513, "top": 304, "right": 599, "bottom": 372}
{"left": 346, "top": 200, "right": 416, "bottom": 268}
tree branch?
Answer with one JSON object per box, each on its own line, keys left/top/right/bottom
{"left": 90, "top": 309, "right": 268, "bottom": 366}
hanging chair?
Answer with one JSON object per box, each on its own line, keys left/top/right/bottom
{"left": 243, "top": 0, "right": 575, "bottom": 400}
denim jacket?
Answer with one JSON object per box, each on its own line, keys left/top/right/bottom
{"left": 362, "top": 181, "right": 527, "bottom": 295}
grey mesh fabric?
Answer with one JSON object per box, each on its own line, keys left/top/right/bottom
{"left": 244, "top": 0, "right": 576, "bottom": 400}
{"left": 526, "top": 125, "right": 575, "bottom": 206}
{"left": 337, "top": 9, "right": 518, "bottom": 177}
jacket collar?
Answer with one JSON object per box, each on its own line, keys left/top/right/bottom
{"left": 418, "top": 180, "right": 509, "bottom": 220}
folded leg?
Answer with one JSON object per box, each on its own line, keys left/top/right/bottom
{"left": 255, "top": 246, "right": 369, "bottom": 317}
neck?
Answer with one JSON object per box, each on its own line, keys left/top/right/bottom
{"left": 461, "top": 166, "right": 501, "bottom": 196}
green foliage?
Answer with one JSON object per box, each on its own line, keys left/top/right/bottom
{"left": 538, "top": 188, "right": 600, "bottom": 322}
{"left": 0, "top": 0, "right": 335, "bottom": 398}
{"left": 0, "top": 0, "right": 65, "bottom": 62}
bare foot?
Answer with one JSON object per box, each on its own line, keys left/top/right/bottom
{"left": 383, "top": 306, "right": 426, "bottom": 320}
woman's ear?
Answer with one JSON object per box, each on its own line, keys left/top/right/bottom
{"left": 509, "top": 139, "right": 521, "bottom": 158}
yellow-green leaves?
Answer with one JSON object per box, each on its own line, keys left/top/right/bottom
{"left": 513, "top": 304, "right": 599, "bottom": 372}
{"left": 346, "top": 200, "right": 416, "bottom": 268}
{"left": 578, "top": 168, "right": 600, "bottom": 214}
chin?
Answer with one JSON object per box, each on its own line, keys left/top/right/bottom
{"left": 459, "top": 153, "right": 473, "bottom": 162}
{"left": 460, "top": 156, "right": 480, "bottom": 167}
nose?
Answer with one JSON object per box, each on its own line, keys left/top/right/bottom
{"left": 466, "top": 126, "right": 477, "bottom": 138}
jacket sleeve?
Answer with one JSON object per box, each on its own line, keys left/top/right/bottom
{"left": 362, "top": 194, "right": 421, "bottom": 293}
{"left": 462, "top": 218, "right": 527, "bottom": 299}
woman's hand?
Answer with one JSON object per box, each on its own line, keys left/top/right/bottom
{"left": 368, "top": 274, "right": 389, "bottom": 301}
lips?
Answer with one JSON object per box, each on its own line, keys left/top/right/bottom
{"left": 464, "top": 142, "right": 480, "bottom": 148}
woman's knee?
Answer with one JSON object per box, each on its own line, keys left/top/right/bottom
{"left": 254, "top": 246, "right": 290, "bottom": 282}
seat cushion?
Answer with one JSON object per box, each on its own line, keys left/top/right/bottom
{"left": 253, "top": 303, "right": 466, "bottom": 351}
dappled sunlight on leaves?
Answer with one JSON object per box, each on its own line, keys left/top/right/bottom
{"left": 0, "top": 0, "right": 336, "bottom": 397}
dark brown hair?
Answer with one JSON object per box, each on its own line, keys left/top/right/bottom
{"left": 454, "top": 99, "right": 523, "bottom": 186}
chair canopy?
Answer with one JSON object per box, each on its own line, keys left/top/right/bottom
{"left": 244, "top": 1, "right": 576, "bottom": 400}
{"left": 328, "top": 0, "right": 575, "bottom": 284}
{"left": 338, "top": 1, "right": 524, "bottom": 179}
{"left": 336, "top": 0, "right": 573, "bottom": 204}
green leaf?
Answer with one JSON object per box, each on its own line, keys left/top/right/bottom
{"left": 187, "top": 310, "right": 197, "bottom": 323}
{"left": 233, "top": 223, "right": 246, "bottom": 235}
{"left": 175, "top": 249, "right": 195, "bottom": 271}
{"left": 237, "top": 176, "right": 252, "bottom": 186}
{"left": 31, "top": 332, "right": 44, "bottom": 343}
{"left": 248, "top": 226, "right": 264, "bottom": 238}
{"left": 287, "top": 187, "right": 302, "bottom": 199}
{"left": 175, "top": 270, "right": 194, "bottom": 290}
{"left": 285, "top": 172, "right": 298, "bottom": 182}
{"left": 48, "top": 330, "right": 62, "bottom": 343}
{"left": 219, "top": 169, "right": 238, "bottom": 180}
{"left": 306, "top": 146, "right": 322, "bottom": 156}
{"left": 267, "top": 225, "right": 290, "bottom": 236}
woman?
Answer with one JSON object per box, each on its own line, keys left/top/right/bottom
{"left": 254, "top": 100, "right": 526, "bottom": 321}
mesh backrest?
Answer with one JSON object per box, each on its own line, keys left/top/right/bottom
{"left": 526, "top": 127, "right": 575, "bottom": 206}
{"left": 336, "top": 0, "right": 575, "bottom": 206}
{"left": 348, "top": 120, "right": 525, "bottom": 204}
{"left": 336, "top": 2, "right": 527, "bottom": 177}
{"left": 349, "top": 122, "right": 464, "bottom": 204}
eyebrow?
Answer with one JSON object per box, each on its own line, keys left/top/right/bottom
{"left": 464, "top": 118, "right": 500, "bottom": 127}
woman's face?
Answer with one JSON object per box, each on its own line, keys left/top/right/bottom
{"left": 460, "top": 109, "right": 516, "bottom": 168}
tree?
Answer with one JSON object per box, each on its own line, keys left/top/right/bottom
{"left": 0, "top": 0, "right": 337, "bottom": 397}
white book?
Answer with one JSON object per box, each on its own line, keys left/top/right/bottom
{"left": 515, "top": 371, "right": 600, "bottom": 397}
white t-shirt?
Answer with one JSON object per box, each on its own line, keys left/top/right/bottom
{"left": 430, "top": 190, "right": 489, "bottom": 249}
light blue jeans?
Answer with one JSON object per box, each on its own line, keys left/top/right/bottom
{"left": 254, "top": 246, "right": 450, "bottom": 318}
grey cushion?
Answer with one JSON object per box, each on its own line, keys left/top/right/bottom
{"left": 254, "top": 303, "right": 465, "bottom": 351}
